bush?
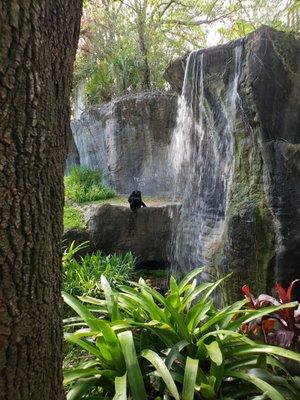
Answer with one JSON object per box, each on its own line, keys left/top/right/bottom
{"left": 63, "top": 268, "right": 300, "bottom": 399}
{"left": 65, "top": 166, "right": 116, "bottom": 203}
{"left": 62, "top": 242, "right": 135, "bottom": 297}
{"left": 63, "top": 205, "right": 86, "bottom": 230}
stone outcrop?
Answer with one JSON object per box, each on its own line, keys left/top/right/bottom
{"left": 86, "top": 203, "right": 179, "bottom": 267}
{"left": 67, "top": 92, "right": 177, "bottom": 195}
{"left": 165, "top": 26, "right": 300, "bottom": 300}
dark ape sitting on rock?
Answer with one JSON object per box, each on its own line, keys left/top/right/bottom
{"left": 128, "top": 190, "right": 147, "bottom": 211}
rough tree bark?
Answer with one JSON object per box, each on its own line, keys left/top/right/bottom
{"left": 0, "top": 1, "right": 82, "bottom": 399}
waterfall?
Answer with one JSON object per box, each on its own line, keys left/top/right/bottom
{"left": 169, "top": 43, "right": 243, "bottom": 276}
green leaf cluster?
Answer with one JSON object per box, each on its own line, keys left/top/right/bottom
{"left": 63, "top": 269, "right": 300, "bottom": 399}
{"left": 65, "top": 166, "right": 116, "bottom": 203}
{"left": 64, "top": 205, "right": 86, "bottom": 230}
{"left": 62, "top": 242, "right": 136, "bottom": 298}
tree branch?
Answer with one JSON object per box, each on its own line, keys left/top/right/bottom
{"left": 162, "top": 10, "right": 235, "bottom": 26}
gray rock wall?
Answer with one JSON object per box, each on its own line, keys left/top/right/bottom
{"left": 67, "top": 92, "right": 177, "bottom": 195}
{"left": 86, "top": 204, "right": 180, "bottom": 267}
{"left": 165, "top": 26, "right": 300, "bottom": 300}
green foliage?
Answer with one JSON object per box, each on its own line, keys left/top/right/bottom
{"left": 62, "top": 242, "right": 136, "bottom": 297}
{"left": 65, "top": 166, "right": 116, "bottom": 203}
{"left": 64, "top": 205, "right": 86, "bottom": 230}
{"left": 85, "top": 60, "right": 114, "bottom": 104}
{"left": 63, "top": 269, "right": 300, "bottom": 399}
{"left": 74, "top": 0, "right": 300, "bottom": 108}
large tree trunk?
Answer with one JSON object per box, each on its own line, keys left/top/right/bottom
{"left": 0, "top": 1, "right": 82, "bottom": 399}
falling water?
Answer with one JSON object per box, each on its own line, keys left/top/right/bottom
{"left": 170, "top": 43, "right": 243, "bottom": 276}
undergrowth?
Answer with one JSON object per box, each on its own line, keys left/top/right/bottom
{"left": 64, "top": 205, "right": 86, "bottom": 230}
{"left": 65, "top": 166, "right": 116, "bottom": 203}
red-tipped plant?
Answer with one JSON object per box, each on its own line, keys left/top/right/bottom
{"left": 241, "top": 280, "right": 300, "bottom": 350}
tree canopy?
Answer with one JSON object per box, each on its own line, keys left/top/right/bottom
{"left": 74, "top": 0, "right": 300, "bottom": 106}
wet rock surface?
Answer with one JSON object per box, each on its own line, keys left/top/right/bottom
{"left": 166, "top": 26, "right": 300, "bottom": 301}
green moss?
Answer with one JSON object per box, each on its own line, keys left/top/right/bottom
{"left": 212, "top": 127, "right": 275, "bottom": 304}
{"left": 272, "top": 32, "right": 296, "bottom": 73}
{"left": 63, "top": 205, "right": 86, "bottom": 230}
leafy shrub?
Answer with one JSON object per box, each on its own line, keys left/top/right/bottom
{"left": 85, "top": 60, "right": 114, "bottom": 104}
{"left": 65, "top": 166, "right": 116, "bottom": 203}
{"left": 63, "top": 268, "right": 300, "bottom": 399}
{"left": 242, "top": 281, "right": 300, "bottom": 350}
{"left": 62, "top": 242, "right": 135, "bottom": 297}
{"left": 64, "top": 205, "right": 86, "bottom": 230}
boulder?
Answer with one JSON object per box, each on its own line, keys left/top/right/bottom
{"left": 165, "top": 26, "right": 300, "bottom": 301}
{"left": 67, "top": 91, "right": 177, "bottom": 195}
{"left": 62, "top": 228, "right": 95, "bottom": 258}
{"left": 86, "top": 203, "right": 180, "bottom": 267}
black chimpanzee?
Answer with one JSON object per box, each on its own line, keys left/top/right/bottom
{"left": 128, "top": 190, "right": 147, "bottom": 212}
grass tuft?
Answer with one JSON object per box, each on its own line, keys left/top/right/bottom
{"left": 63, "top": 205, "right": 86, "bottom": 230}
{"left": 65, "top": 166, "right": 116, "bottom": 203}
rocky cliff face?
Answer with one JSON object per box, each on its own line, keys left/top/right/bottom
{"left": 67, "top": 92, "right": 177, "bottom": 195}
{"left": 165, "top": 26, "right": 300, "bottom": 300}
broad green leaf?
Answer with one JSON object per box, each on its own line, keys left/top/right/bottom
{"left": 205, "top": 341, "right": 223, "bottom": 366}
{"left": 181, "top": 282, "right": 214, "bottom": 310}
{"left": 63, "top": 292, "right": 101, "bottom": 332}
{"left": 65, "top": 336, "right": 104, "bottom": 360}
{"left": 177, "top": 267, "right": 205, "bottom": 294}
{"left": 199, "top": 300, "right": 247, "bottom": 334}
{"left": 199, "top": 380, "right": 216, "bottom": 399}
{"left": 247, "top": 368, "right": 299, "bottom": 397}
{"left": 67, "top": 377, "right": 99, "bottom": 400}
{"left": 118, "top": 331, "right": 146, "bottom": 400}
{"left": 185, "top": 299, "right": 213, "bottom": 332}
{"left": 228, "top": 370, "right": 285, "bottom": 400}
{"left": 227, "top": 343, "right": 300, "bottom": 363}
{"left": 101, "top": 275, "right": 119, "bottom": 321}
{"left": 63, "top": 368, "right": 101, "bottom": 384}
{"left": 200, "top": 273, "right": 232, "bottom": 304}
{"left": 165, "top": 340, "right": 190, "bottom": 370}
{"left": 229, "top": 302, "right": 298, "bottom": 331}
{"left": 141, "top": 349, "right": 180, "bottom": 400}
{"left": 113, "top": 373, "right": 127, "bottom": 400}
{"left": 182, "top": 357, "right": 199, "bottom": 400}
{"left": 118, "top": 285, "right": 166, "bottom": 322}
{"left": 136, "top": 284, "right": 190, "bottom": 340}
{"left": 78, "top": 296, "right": 106, "bottom": 306}
{"left": 170, "top": 275, "right": 179, "bottom": 294}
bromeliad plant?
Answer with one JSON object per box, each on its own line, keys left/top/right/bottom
{"left": 242, "top": 281, "right": 300, "bottom": 350}
{"left": 63, "top": 268, "right": 300, "bottom": 400}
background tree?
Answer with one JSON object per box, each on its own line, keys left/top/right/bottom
{"left": 75, "top": 0, "right": 235, "bottom": 104}
{"left": 0, "top": 1, "right": 82, "bottom": 399}
{"left": 75, "top": 0, "right": 300, "bottom": 107}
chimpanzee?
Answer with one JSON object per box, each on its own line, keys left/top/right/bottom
{"left": 128, "top": 190, "right": 147, "bottom": 212}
